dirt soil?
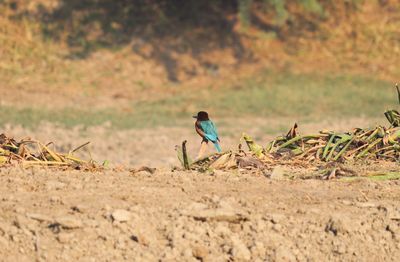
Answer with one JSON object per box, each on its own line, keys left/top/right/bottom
{"left": 0, "top": 123, "right": 400, "bottom": 261}
{"left": 0, "top": 166, "right": 399, "bottom": 261}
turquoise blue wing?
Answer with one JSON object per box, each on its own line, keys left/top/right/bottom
{"left": 200, "top": 121, "right": 219, "bottom": 142}
{"left": 200, "top": 121, "right": 221, "bottom": 152}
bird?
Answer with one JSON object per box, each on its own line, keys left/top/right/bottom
{"left": 193, "top": 111, "right": 221, "bottom": 158}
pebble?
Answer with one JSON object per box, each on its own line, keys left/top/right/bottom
{"left": 57, "top": 232, "right": 75, "bottom": 244}
{"left": 272, "top": 223, "right": 282, "bottom": 232}
{"left": 333, "top": 239, "right": 347, "bottom": 254}
{"left": 131, "top": 231, "right": 151, "bottom": 246}
{"left": 192, "top": 245, "right": 208, "bottom": 260}
{"left": 215, "top": 224, "right": 231, "bottom": 236}
{"left": 230, "top": 223, "right": 242, "bottom": 233}
{"left": 271, "top": 214, "right": 286, "bottom": 224}
{"left": 111, "top": 209, "right": 131, "bottom": 222}
{"left": 186, "top": 207, "right": 246, "bottom": 223}
{"left": 71, "top": 204, "right": 89, "bottom": 213}
{"left": 14, "top": 207, "right": 26, "bottom": 214}
{"left": 182, "top": 248, "right": 192, "bottom": 259}
{"left": 325, "top": 216, "right": 351, "bottom": 236}
{"left": 341, "top": 200, "right": 352, "bottom": 206}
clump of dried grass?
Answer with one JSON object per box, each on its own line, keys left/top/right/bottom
{"left": 0, "top": 133, "right": 98, "bottom": 170}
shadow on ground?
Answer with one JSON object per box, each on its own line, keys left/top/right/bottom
{"left": 36, "top": 0, "right": 260, "bottom": 81}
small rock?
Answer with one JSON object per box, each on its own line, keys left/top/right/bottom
{"left": 230, "top": 223, "right": 242, "bottom": 233}
{"left": 215, "top": 224, "right": 231, "bottom": 236}
{"left": 182, "top": 248, "right": 193, "bottom": 258}
{"left": 270, "top": 213, "right": 286, "bottom": 224}
{"left": 55, "top": 216, "right": 83, "bottom": 229}
{"left": 131, "top": 231, "right": 151, "bottom": 246}
{"left": 219, "top": 200, "right": 234, "bottom": 210}
{"left": 71, "top": 205, "right": 88, "bottom": 213}
{"left": 341, "top": 200, "right": 352, "bottom": 206}
{"left": 57, "top": 232, "right": 74, "bottom": 244}
{"left": 272, "top": 223, "right": 282, "bottom": 232}
{"left": 14, "top": 207, "right": 26, "bottom": 214}
{"left": 325, "top": 216, "right": 351, "bottom": 236}
{"left": 111, "top": 209, "right": 131, "bottom": 222}
{"left": 103, "top": 205, "right": 112, "bottom": 211}
{"left": 335, "top": 242, "right": 347, "bottom": 254}
{"left": 183, "top": 202, "right": 246, "bottom": 223}
{"left": 192, "top": 245, "right": 208, "bottom": 260}
{"left": 198, "top": 209, "right": 245, "bottom": 223}
{"left": 222, "top": 244, "right": 231, "bottom": 253}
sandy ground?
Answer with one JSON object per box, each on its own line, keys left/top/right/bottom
{"left": 0, "top": 122, "right": 399, "bottom": 261}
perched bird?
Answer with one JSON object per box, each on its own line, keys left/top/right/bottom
{"left": 193, "top": 111, "right": 221, "bottom": 158}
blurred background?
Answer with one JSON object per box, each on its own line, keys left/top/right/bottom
{"left": 0, "top": 0, "right": 399, "bottom": 167}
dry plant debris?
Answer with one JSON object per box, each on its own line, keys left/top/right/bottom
{"left": 0, "top": 133, "right": 98, "bottom": 170}
{"left": 179, "top": 118, "right": 400, "bottom": 180}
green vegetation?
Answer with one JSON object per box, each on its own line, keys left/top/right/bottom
{"left": 0, "top": 71, "right": 394, "bottom": 129}
{"left": 210, "top": 72, "right": 393, "bottom": 118}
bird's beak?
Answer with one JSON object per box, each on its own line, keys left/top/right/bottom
{"left": 192, "top": 116, "right": 198, "bottom": 119}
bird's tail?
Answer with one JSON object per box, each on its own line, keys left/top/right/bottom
{"left": 213, "top": 142, "right": 222, "bottom": 152}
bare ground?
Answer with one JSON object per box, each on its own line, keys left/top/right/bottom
{"left": 0, "top": 122, "right": 399, "bottom": 261}
{"left": 0, "top": 167, "right": 399, "bottom": 261}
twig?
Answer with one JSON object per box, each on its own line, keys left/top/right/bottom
{"left": 182, "top": 140, "right": 190, "bottom": 170}
{"left": 70, "top": 141, "right": 91, "bottom": 154}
